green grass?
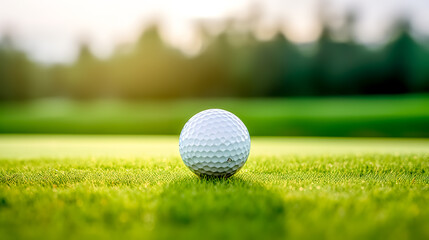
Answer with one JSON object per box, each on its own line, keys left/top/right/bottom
{"left": 0, "top": 135, "right": 428, "bottom": 240}
{"left": 1, "top": 94, "right": 429, "bottom": 137}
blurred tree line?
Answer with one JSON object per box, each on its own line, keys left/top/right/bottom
{"left": 0, "top": 18, "right": 428, "bottom": 101}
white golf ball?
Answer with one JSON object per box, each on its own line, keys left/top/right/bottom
{"left": 179, "top": 109, "right": 251, "bottom": 178}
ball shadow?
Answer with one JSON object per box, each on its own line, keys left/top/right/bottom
{"left": 154, "top": 175, "right": 286, "bottom": 240}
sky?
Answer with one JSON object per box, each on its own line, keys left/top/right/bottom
{"left": 0, "top": 0, "right": 428, "bottom": 64}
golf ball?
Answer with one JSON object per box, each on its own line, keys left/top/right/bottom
{"left": 179, "top": 109, "right": 251, "bottom": 178}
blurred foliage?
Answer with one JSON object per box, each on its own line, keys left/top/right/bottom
{"left": 0, "top": 18, "right": 428, "bottom": 101}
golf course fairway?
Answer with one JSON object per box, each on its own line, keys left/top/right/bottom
{"left": 0, "top": 135, "right": 428, "bottom": 240}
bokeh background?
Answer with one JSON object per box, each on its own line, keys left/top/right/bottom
{"left": 0, "top": 0, "right": 428, "bottom": 137}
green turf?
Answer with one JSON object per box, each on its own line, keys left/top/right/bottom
{"left": 0, "top": 135, "right": 428, "bottom": 240}
{"left": 1, "top": 94, "right": 429, "bottom": 137}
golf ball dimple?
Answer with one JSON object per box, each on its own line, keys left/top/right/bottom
{"left": 179, "top": 109, "right": 251, "bottom": 178}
